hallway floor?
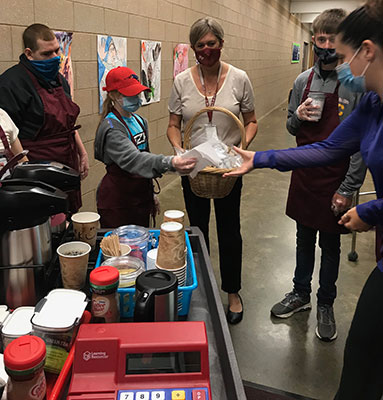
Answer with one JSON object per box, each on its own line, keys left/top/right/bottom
{"left": 158, "top": 103, "right": 376, "bottom": 400}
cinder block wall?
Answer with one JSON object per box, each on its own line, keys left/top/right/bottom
{"left": 0, "top": 0, "right": 310, "bottom": 211}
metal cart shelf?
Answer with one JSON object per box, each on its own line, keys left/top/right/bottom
{"left": 3, "top": 225, "right": 246, "bottom": 400}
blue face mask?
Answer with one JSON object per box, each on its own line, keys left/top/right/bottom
{"left": 121, "top": 95, "right": 142, "bottom": 113}
{"left": 29, "top": 56, "right": 61, "bottom": 81}
{"left": 336, "top": 47, "right": 370, "bottom": 93}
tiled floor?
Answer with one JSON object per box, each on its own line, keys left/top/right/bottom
{"left": 158, "top": 103, "right": 376, "bottom": 400}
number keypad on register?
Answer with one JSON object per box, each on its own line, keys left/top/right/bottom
{"left": 118, "top": 388, "right": 208, "bottom": 399}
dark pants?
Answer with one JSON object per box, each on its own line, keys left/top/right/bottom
{"left": 293, "top": 223, "right": 341, "bottom": 305}
{"left": 335, "top": 267, "right": 383, "bottom": 400}
{"left": 181, "top": 176, "right": 242, "bottom": 293}
{"left": 98, "top": 208, "right": 150, "bottom": 229}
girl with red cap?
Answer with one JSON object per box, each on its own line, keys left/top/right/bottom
{"left": 94, "top": 66, "right": 196, "bottom": 228}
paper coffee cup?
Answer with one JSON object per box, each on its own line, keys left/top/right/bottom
{"left": 156, "top": 222, "right": 186, "bottom": 269}
{"left": 71, "top": 212, "right": 100, "bottom": 250}
{"left": 308, "top": 92, "right": 325, "bottom": 121}
{"left": 163, "top": 210, "right": 185, "bottom": 226}
{"left": 57, "top": 241, "right": 91, "bottom": 290}
{"left": 146, "top": 248, "right": 158, "bottom": 270}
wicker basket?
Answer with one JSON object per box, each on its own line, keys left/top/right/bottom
{"left": 183, "top": 106, "right": 246, "bottom": 199}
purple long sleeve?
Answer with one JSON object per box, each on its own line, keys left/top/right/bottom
{"left": 253, "top": 92, "right": 383, "bottom": 229}
{"left": 253, "top": 111, "right": 362, "bottom": 171}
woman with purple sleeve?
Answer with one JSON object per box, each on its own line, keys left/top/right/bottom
{"left": 225, "top": 1, "right": 383, "bottom": 398}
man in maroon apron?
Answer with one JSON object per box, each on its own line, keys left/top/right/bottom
{"left": 0, "top": 24, "right": 88, "bottom": 213}
{"left": 270, "top": 9, "right": 367, "bottom": 342}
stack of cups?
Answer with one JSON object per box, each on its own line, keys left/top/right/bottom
{"left": 156, "top": 220, "right": 187, "bottom": 308}
{"left": 147, "top": 210, "right": 186, "bottom": 272}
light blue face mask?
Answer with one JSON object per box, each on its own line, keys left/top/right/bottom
{"left": 120, "top": 95, "right": 142, "bottom": 113}
{"left": 29, "top": 56, "right": 61, "bottom": 81}
{"left": 336, "top": 46, "right": 370, "bottom": 93}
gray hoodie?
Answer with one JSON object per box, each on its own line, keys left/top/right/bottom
{"left": 94, "top": 116, "right": 174, "bottom": 178}
{"left": 286, "top": 62, "right": 367, "bottom": 197}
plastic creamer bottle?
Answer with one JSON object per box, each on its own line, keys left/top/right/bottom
{"left": 90, "top": 266, "right": 120, "bottom": 323}
{"left": 4, "top": 335, "right": 47, "bottom": 400}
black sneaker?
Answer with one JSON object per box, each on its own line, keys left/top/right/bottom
{"left": 316, "top": 304, "right": 337, "bottom": 342}
{"left": 271, "top": 291, "right": 311, "bottom": 318}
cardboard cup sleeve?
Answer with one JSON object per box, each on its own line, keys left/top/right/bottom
{"left": 156, "top": 222, "right": 186, "bottom": 269}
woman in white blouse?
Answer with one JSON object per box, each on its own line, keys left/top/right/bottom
{"left": 167, "top": 17, "right": 258, "bottom": 324}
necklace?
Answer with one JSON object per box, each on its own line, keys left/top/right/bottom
{"left": 198, "top": 63, "right": 223, "bottom": 122}
{"left": 198, "top": 63, "right": 222, "bottom": 96}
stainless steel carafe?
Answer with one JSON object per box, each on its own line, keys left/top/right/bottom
{"left": 0, "top": 178, "right": 68, "bottom": 308}
{"left": 134, "top": 270, "right": 178, "bottom": 322}
{"left": 0, "top": 219, "right": 52, "bottom": 266}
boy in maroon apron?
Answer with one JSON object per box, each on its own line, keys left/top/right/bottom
{"left": 270, "top": 9, "right": 367, "bottom": 341}
{"left": 0, "top": 24, "right": 88, "bottom": 213}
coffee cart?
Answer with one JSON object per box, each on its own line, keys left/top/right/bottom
{"left": 1, "top": 226, "right": 247, "bottom": 400}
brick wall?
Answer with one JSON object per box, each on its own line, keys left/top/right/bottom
{"left": 0, "top": 0, "right": 310, "bottom": 211}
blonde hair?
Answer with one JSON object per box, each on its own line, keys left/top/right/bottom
{"left": 97, "top": 91, "right": 118, "bottom": 130}
{"left": 189, "top": 17, "right": 224, "bottom": 48}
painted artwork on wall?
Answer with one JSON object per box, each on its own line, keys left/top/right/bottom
{"left": 55, "top": 31, "right": 74, "bottom": 98}
{"left": 97, "top": 35, "right": 127, "bottom": 112}
{"left": 140, "top": 40, "right": 161, "bottom": 104}
{"left": 291, "top": 42, "right": 300, "bottom": 63}
{"left": 173, "top": 44, "right": 189, "bottom": 78}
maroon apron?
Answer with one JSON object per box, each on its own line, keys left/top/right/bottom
{"left": 97, "top": 111, "right": 154, "bottom": 229}
{"left": 20, "top": 70, "right": 81, "bottom": 212}
{"left": 286, "top": 69, "right": 349, "bottom": 233}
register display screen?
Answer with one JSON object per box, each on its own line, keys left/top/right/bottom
{"left": 126, "top": 351, "right": 201, "bottom": 374}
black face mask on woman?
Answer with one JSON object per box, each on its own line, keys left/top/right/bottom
{"left": 314, "top": 44, "right": 338, "bottom": 65}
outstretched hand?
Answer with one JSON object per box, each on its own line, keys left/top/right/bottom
{"left": 223, "top": 146, "right": 255, "bottom": 177}
{"left": 172, "top": 156, "right": 197, "bottom": 174}
{"left": 338, "top": 206, "right": 371, "bottom": 232}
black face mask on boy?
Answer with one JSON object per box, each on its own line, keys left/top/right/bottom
{"left": 314, "top": 43, "right": 338, "bottom": 65}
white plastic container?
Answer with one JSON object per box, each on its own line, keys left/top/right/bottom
{"left": 0, "top": 306, "right": 9, "bottom": 329}
{"left": 31, "top": 289, "right": 88, "bottom": 374}
{"left": 1, "top": 306, "right": 34, "bottom": 349}
{"left": 0, "top": 305, "right": 10, "bottom": 352}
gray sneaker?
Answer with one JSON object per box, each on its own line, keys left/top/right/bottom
{"left": 271, "top": 291, "right": 311, "bottom": 318}
{"left": 316, "top": 304, "right": 337, "bottom": 341}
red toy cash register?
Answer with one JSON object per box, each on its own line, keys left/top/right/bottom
{"left": 67, "top": 321, "right": 211, "bottom": 400}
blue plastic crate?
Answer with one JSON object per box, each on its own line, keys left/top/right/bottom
{"left": 95, "top": 229, "right": 198, "bottom": 318}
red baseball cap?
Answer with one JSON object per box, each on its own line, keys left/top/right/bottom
{"left": 102, "top": 66, "right": 149, "bottom": 96}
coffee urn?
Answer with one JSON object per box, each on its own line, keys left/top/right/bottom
{"left": 0, "top": 161, "right": 80, "bottom": 308}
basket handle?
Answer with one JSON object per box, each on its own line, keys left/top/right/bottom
{"left": 183, "top": 106, "right": 246, "bottom": 150}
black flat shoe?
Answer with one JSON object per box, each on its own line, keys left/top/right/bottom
{"left": 226, "top": 294, "right": 243, "bottom": 325}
